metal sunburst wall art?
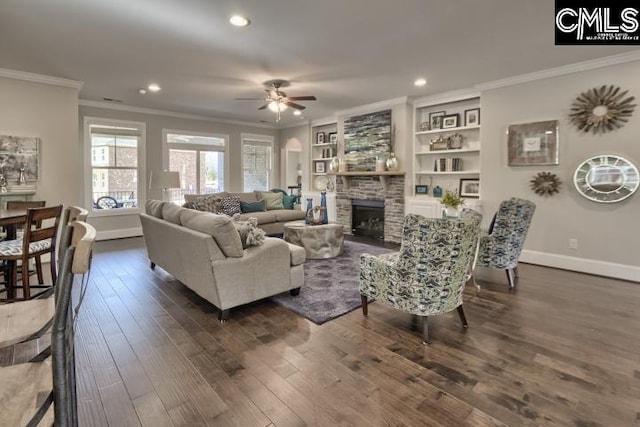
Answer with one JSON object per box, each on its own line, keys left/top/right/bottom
{"left": 569, "top": 85, "right": 636, "bottom": 134}
{"left": 530, "top": 171, "right": 561, "bottom": 196}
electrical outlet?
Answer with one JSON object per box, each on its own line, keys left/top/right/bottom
{"left": 569, "top": 238, "right": 578, "bottom": 250}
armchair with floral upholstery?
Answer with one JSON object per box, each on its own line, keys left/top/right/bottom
{"left": 359, "top": 210, "right": 481, "bottom": 344}
{"left": 476, "top": 198, "right": 536, "bottom": 288}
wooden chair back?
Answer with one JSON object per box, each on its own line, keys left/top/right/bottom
{"left": 22, "top": 205, "right": 63, "bottom": 247}
{"left": 6, "top": 200, "right": 46, "bottom": 229}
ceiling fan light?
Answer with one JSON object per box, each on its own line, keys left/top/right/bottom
{"left": 268, "top": 101, "right": 287, "bottom": 112}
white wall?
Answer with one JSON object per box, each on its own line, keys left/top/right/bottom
{"left": 79, "top": 105, "right": 279, "bottom": 236}
{"left": 0, "top": 77, "right": 80, "bottom": 207}
{"left": 480, "top": 60, "right": 640, "bottom": 279}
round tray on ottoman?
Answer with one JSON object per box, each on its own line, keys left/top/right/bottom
{"left": 283, "top": 221, "right": 344, "bottom": 259}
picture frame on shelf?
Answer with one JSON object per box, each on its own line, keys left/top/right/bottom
{"left": 314, "top": 161, "right": 325, "bottom": 173}
{"left": 415, "top": 185, "right": 429, "bottom": 195}
{"left": 441, "top": 114, "right": 459, "bottom": 129}
{"left": 316, "top": 132, "right": 325, "bottom": 144}
{"left": 507, "top": 120, "right": 559, "bottom": 166}
{"left": 429, "top": 111, "right": 446, "bottom": 129}
{"left": 328, "top": 132, "right": 338, "bottom": 143}
{"left": 464, "top": 108, "right": 480, "bottom": 126}
{"left": 459, "top": 178, "right": 480, "bottom": 198}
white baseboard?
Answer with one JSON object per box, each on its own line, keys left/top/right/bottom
{"left": 520, "top": 250, "right": 640, "bottom": 283}
{"left": 96, "top": 227, "right": 143, "bottom": 241}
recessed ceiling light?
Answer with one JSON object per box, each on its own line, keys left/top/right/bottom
{"left": 414, "top": 78, "right": 427, "bottom": 87}
{"left": 229, "top": 15, "right": 250, "bottom": 27}
{"left": 138, "top": 88, "right": 147, "bottom": 95}
{"left": 147, "top": 83, "right": 161, "bottom": 92}
{"left": 293, "top": 110, "right": 302, "bottom": 116}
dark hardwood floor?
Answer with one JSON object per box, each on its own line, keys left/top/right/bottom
{"left": 3, "top": 236, "right": 639, "bottom": 426}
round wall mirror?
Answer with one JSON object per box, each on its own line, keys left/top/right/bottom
{"left": 573, "top": 155, "right": 639, "bottom": 203}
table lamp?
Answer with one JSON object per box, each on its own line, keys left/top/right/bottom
{"left": 149, "top": 170, "right": 180, "bottom": 201}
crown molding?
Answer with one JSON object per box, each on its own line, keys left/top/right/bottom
{"left": 0, "top": 67, "right": 84, "bottom": 90}
{"left": 412, "top": 88, "right": 481, "bottom": 108}
{"left": 336, "top": 96, "right": 409, "bottom": 117}
{"left": 78, "top": 99, "right": 278, "bottom": 129}
{"left": 476, "top": 50, "right": 640, "bottom": 91}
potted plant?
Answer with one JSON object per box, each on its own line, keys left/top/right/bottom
{"left": 440, "top": 190, "right": 464, "bottom": 217}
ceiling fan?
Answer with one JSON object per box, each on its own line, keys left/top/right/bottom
{"left": 236, "top": 80, "right": 316, "bottom": 121}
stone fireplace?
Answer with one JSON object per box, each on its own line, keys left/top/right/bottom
{"left": 335, "top": 173, "right": 405, "bottom": 243}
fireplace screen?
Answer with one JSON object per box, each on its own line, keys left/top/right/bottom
{"left": 351, "top": 199, "right": 384, "bottom": 240}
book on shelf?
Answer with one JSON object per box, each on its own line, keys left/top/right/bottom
{"left": 434, "top": 158, "right": 462, "bottom": 172}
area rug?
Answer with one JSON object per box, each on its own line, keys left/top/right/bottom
{"left": 271, "top": 240, "right": 395, "bottom": 324}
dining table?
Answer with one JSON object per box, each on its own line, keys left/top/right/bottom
{"left": 0, "top": 209, "right": 28, "bottom": 301}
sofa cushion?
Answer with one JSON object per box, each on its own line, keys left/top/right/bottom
{"left": 236, "top": 192, "right": 259, "bottom": 203}
{"left": 232, "top": 216, "right": 266, "bottom": 249}
{"left": 162, "top": 203, "right": 183, "bottom": 225}
{"left": 259, "top": 191, "right": 284, "bottom": 210}
{"left": 220, "top": 195, "right": 241, "bottom": 216}
{"left": 235, "top": 211, "right": 276, "bottom": 225}
{"left": 146, "top": 200, "right": 165, "bottom": 218}
{"left": 274, "top": 209, "right": 307, "bottom": 223}
{"left": 180, "top": 209, "right": 243, "bottom": 258}
{"left": 286, "top": 242, "right": 306, "bottom": 266}
{"left": 240, "top": 199, "right": 265, "bottom": 213}
{"left": 184, "top": 192, "right": 228, "bottom": 204}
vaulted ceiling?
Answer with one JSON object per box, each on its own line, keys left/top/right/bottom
{"left": 0, "top": 0, "right": 635, "bottom": 126}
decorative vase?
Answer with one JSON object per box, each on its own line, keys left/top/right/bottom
{"left": 320, "top": 192, "right": 328, "bottom": 224}
{"left": 329, "top": 157, "right": 340, "bottom": 173}
{"left": 18, "top": 167, "right": 26, "bottom": 185}
{"left": 385, "top": 152, "right": 399, "bottom": 171}
{"left": 433, "top": 185, "right": 442, "bottom": 198}
{"left": 305, "top": 198, "right": 313, "bottom": 225}
{"left": 375, "top": 157, "right": 387, "bottom": 172}
{"left": 444, "top": 207, "right": 460, "bottom": 218}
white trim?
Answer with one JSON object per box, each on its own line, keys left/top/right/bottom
{"left": 335, "top": 96, "right": 409, "bottom": 117}
{"left": 520, "top": 250, "right": 640, "bottom": 283}
{"left": 412, "top": 89, "right": 481, "bottom": 108}
{"left": 0, "top": 67, "right": 84, "bottom": 90}
{"left": 475, "top": 51, "right": 640, "bottom": 91}
{"left": 96, "top": 227, "right": 143, "bottom": 241}
{"left": 83, "top": 116, "right": 147, "bottom": 216}
{"left": 79, "top": 99, "right": 277, "bottom": 129}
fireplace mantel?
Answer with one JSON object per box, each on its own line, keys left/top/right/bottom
{"left": 329, "top": 171, "right": 406, "bottom": 191}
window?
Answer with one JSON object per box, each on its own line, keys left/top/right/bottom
{"left": 164, "top": 130, "right": 227, "bottom": 204}
{"left": 84, "top": 118, "right": 145, "bottom": 213}
{"left": 242, "top": 134, "right": 274, "bottom": 192}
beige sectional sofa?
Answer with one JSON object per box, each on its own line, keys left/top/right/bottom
{"left": 184, "top": 191, "right": 306, "bottom": 235}
{"left": 140, "top": 200, "right": 306, "bottom": 321}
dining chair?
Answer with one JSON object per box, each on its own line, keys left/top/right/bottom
{"left": 0, "top": 205, "right": 63, "bottom": 301}
{"left": 0, "top": 206, "right": 89, "bottom": 351}
{"left": 2, "top": 200, "right": 47, "bottom": 281}
{"left": 0, "top": 221, "right": 96, "bottom": 426}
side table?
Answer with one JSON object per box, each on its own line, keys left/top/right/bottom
{"left": 283, "top": 221, "right": 344, "bottom": 259}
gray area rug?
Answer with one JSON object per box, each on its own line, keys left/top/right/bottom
{"left": 272, "top": 240, "right": 394, "bottom": 324}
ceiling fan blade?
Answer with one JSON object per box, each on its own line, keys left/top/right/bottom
{"left": 287, "top": 96, "right": 316, "bottom": 101}
{"left": 284, "top": 101, "right": 306, "bottom": 110}
{"left": 258, "top": 104, "right": 269, "bottom": 110}
{"left": 236, "top": 97, "right": 265, "bottom": 100}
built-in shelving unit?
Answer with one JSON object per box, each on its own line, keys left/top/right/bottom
{"left": 408, "top": 93, "right": 482, "bottom": 218}
{"left": 311, "top": 123, "right": 337, "bottom": 191}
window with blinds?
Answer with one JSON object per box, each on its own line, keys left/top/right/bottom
{"left": 88, "top": 122, "right": 143, "bottom": 211}
{"left": 242, "top": 136, "right": 274, "bottom": 192}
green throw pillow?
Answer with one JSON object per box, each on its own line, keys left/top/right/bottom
{"left": 259, "top": 191, "right": 284, "bottom": 210}
{"left": 282, "top": 194, "right": 296, "bottom": 209}
{"left": 241, "top": 199, "right": 265, "bottom": 213}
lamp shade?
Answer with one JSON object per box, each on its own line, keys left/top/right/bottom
{"left": 149, "top": 170, "right": 180, "bottom": 189}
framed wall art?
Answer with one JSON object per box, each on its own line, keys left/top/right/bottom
{"left": 441, "top": 114, "right": 459, "bottom": 129}
{"left": 507, "top": 120, "right": 559, "bottom": 166}
{"left": 314, "top": 161, "right": 325, "bottom": 173}
{"left": 328, "top": 132, "right": 338, "bottom": 143}
{"left": 415, "top": 185, "right": 428, "bottom": 195}
{"left": 429, "top": 111, "right": 446, "bottom": 129}
{"left": 344, "top": 109, "right": 391, "bottom": 171}
{"left": 316, "top": 132, "right": 325, "bottom": 144}
{"left": 0, "top": 135, "right": 40, "bottom": 182}
{"left": 459, "top": 178, "right": 480, "bottom": 198}
{"left": 464, "top": 108, "right": 480, "bottom": 126}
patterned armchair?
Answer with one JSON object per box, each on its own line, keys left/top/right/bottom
{"left": 359, "top": 211, "right": 481, "bottom": 343}
{"left": 477, "top": 198, "right": 536, "bottom": 288}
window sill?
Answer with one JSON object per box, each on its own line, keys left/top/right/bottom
{"left": 89, "top": 207, "right": 142, "bottom": 218}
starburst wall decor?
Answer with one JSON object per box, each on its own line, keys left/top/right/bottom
{"left": 569, "top": 85, "right": 636, "bottom": 134}
{"left": 530, "top": 172, "right": 561, "bottom": 196}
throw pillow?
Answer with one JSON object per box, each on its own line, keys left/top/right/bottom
{"left": 259, "top": 191, "right": 284, "bottom": 210}
{"left": 282, "top": 194, "right": 296, "bottom": 210}
{"left": 219, "top": 195, "right": 241, "bottom": 216}
{"left": 192, "top": 194, "right": 223, "bottom": 213}
{"left": 232, "top": 214, "right": 266, "bottom": 249}
{"left": 241, "top": 199, "right": 265, "bottom": 213}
